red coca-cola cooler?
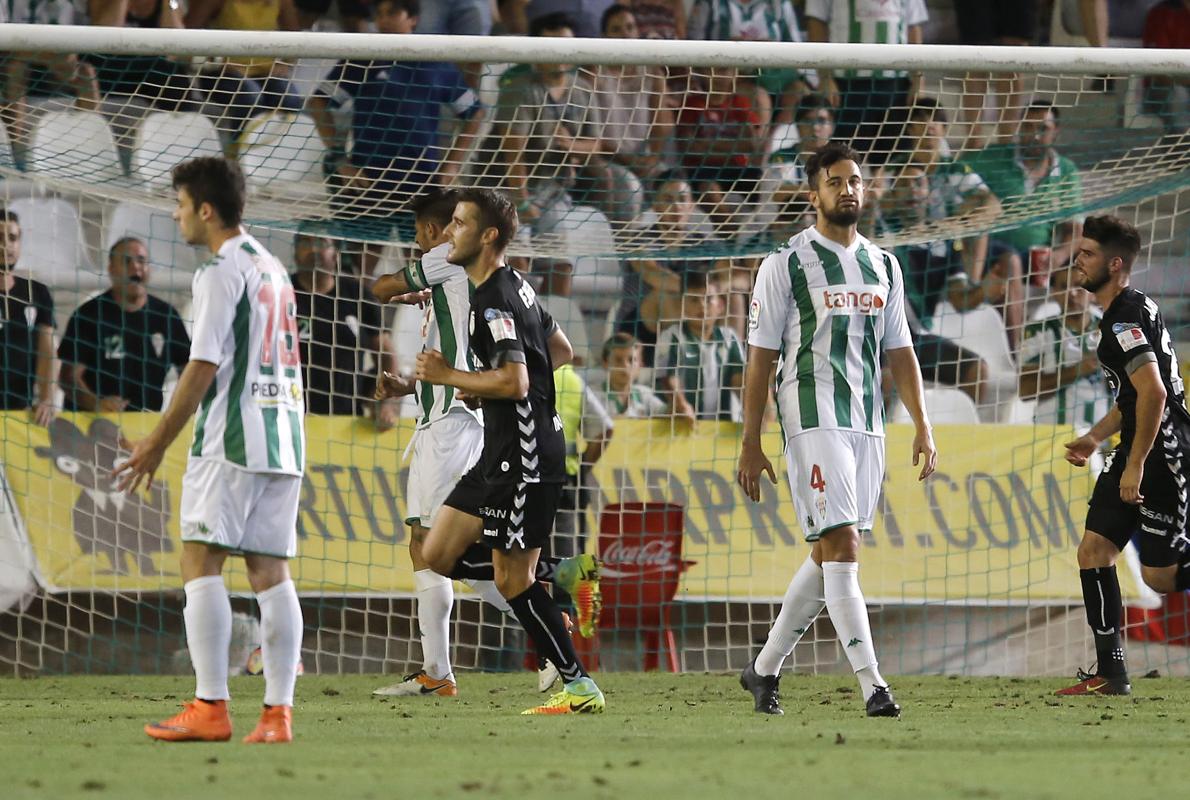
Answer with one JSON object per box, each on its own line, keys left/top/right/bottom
{"left": 590, "top": 501, "right": 695, "bottom": 672}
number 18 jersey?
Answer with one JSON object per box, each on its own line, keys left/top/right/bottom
{"left": 188, "top": 232, "right": 305, "bottom": 476}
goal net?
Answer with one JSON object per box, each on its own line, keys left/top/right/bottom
{"left": 1, "top": 27, "right": 1189, "bottom": 679}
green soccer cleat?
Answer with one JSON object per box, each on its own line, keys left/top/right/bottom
{"left": 555, "top": 554, "right": 602, "bottom": 638}
{"left": 521, "top": 678, "right": 605, "bottom": 715}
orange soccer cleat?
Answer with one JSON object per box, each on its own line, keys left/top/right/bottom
{"left": 144, "top": 699, "right": 233, "bottom": 742}
{"left": 242, "top": 705, "right": 293, "bottom": 744}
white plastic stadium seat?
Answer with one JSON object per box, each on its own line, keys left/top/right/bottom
{"left": 891, "top": 388, "right": 981, "bottom": 425}
{"left": 28, "top": 111, "right": 125, "bottom": 185}
{"left": 9, "top": 197, "right": 103, "bottom": 293}
{"left": 932, "top": 301, "right": 1027, "bottom": 423}
{"left": 556, "top": 205, "right": 622, "bottom": 303}
{"left": 105, "top": 202, "right": 202, "bottom": 293}
{"left": 238, "top": 112, "right": 327, "bottom": 186}
{"left": 538, "top": 294, "right": 590, "bottom": 366}
{"left": 131, "top": 112, "right": 223, "bottom": 191}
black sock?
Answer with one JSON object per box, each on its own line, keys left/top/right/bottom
{"left": 507, "top": 582, "right": 587, "bottom": 684}
{"left": 1080, "top": 567, "right": 1127, "bottom": 679}
{"left": 535, "top": 557, "right": 559, "bottom": 583}
{"left": 448, "top": 543, "right": 495, "bottom": 580}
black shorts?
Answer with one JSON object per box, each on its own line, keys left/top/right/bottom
{"left": 953, "top": 0, "right": 1038, "bottom": 44}
{"left": 1087, "top": 443, "right": 1190, "bottom": 568}
{"left": 443, "top": 467, "right": 562, "bottom": 552}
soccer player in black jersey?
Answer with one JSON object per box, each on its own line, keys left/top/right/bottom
{"left": 1059, "top": 215, "right": 1190, "bottom": 695}
{"left": 415, "top": 188, "right": 605, "bottom": 714}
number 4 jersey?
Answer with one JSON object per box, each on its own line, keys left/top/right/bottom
{"left": 188, "top": 232, "right": 305, "bottom": 476}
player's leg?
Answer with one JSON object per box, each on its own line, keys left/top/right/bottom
{"left": 145, "top": 460, "right": 238, "bottom": 742}
{"left": 238, "top": 473, "right": 304, "bottom": 743}
{"left": 1058, "top": 451, "right": 1133, "bottom": 695}
{"left": 816, "top": 432, "right": 896, "bottom": 716}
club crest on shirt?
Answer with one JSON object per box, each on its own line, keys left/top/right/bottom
{"left": 150, "top": 332, "right": 165, "bottom": 358}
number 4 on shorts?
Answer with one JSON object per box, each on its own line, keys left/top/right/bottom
{"left": 809, "top": 464, "right": 826, "bottom": 493}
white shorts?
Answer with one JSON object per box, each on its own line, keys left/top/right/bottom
{"left": 784, "top": 429, "right": 885, "bottom": 542}
{"left": 405, "top": 410, "right": 483, "bottom": 528}
{"left": 180, "top": 458, "right": 301, "bottom": 558}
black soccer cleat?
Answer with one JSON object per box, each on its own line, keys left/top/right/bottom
{"left": 865, "top": 686, "right": 901, "bottom": 717}
{"left": 740, "top": 658, "right": 783, "bottom": 715}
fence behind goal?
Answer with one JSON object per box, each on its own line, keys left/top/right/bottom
{"left": 1, "top": 28, "right": 1189, "bottom": 678}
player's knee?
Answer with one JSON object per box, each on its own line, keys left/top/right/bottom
{"left": 420, "top": 538, "right": 453, "bottom": 577}
{"left": 493, "top": 562, "right": 533, "bottom": 599}
{"left": 817, "top": 526, "right": 860, "bottom": 562}
{"left": 1140, "top": 565, "right": 1177, "bottom": 594}
{"left": 1076, "top": 534, "right": 1117, "bottom": 569}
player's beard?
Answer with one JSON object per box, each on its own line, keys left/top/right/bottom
{"left": 1080, "top": 267, "right": 1111, "bottom": 293}
{"left": 449, "top": 238, "right": 482, "bottom": 268}
{"left": 823, "top": 202, "right": 861, "bottom": 227}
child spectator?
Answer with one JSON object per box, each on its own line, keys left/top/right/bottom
{"left": 600, "top": 332, "right": 667, "bottom": 417}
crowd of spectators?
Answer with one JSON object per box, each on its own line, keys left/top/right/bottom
{"left": 0, "top": 0, "right": 1185, "bottom": 431}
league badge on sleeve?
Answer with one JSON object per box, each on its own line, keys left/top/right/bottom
{"left": 484, "top": 308, "right": 517, "bottom": 342}
{"left": 1112, "top": 323, "right": 1147, "bottom": 352}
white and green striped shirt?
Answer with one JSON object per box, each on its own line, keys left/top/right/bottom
{"left": 189, "top": 232, "right": 305, "bottom": 476}
{"left": 655, "top": 323, "right": 745, "bottom": 422}
{"left": 688, "top": 0, "right": 803, "bottom": 42}
{"left": 1020, "top": 310, "right": 1111, "bottom": 430}
{"left": 805, "top": 0, "right": 928, "bottom": 78}
{"left": 401, "top": 242, "right": 480, "bottom": 429}
{"left": 748, "top": 226, "right": 913, "bottom": 439}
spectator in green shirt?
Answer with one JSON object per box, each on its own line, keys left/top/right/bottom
{"left": 959, "top": 100, "right": 1083, "bottom": 286}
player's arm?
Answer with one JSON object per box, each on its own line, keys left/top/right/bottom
{"left": 1064, "top": 405, "right": 1122, "bottom": 467}
{"left": 1018, "top": 351, "right": 1100, "bottom": 400}
{"left": 417, "top": 355, "right": 528, "bottom": 401}
{"left": 886, "top": 346, "right": 938, "bottom": 481}
{"left": 1120, "top": 361, "right": 1167, "bottom": 504}
{"left": 113, "top": 360, "right": 218, "bottom": 493}
{"left": 737, "top": 344, "right": 779, "bottom": 501}
{"left": 547, "top": 326, "right": 573, "bottom": 369}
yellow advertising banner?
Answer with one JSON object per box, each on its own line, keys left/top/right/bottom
{"left": 0, "top": 412, "right": 1123, "bottom": 601}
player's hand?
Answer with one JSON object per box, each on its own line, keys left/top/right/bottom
{"left": 456, "top": 390, "right": 482, "bottom": 410}
{"left": 374, "top": 370, "right": 413, "bottom": 401}
{"left": 112, "top": 434, "right": 166, "bottom": 495}
{"left": 1063, "top": 434, "right": 1098, "bottom": 467}
{"left": 1120, "top": 460, "right": 1144, "bottom": 505}
{"left": 737, "top": 439, "right": 777, "bottom": 503}
{"left": 374, "top": 398, "right": 398, "bottom": 432}
{"left": 30, "top": 398, "right": 56, "bottom": 427}
{"left": 912, "top": 425, "right": 938, "bottom": 481}
{"left": 99, "top": 396, "right": 129, "bottom": 413}
{"left": 1077, "top": 351, "right": 1100, "bottom": 378}
{"left": 414, "top": 350, "right": 452, "bottom": 385}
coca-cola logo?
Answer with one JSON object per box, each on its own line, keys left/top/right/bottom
{"left": 603, "top": 538, "right": 678, "bottom": 568}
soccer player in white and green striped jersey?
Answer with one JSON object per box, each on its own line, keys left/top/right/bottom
{"left": 117, "top": 157, "right": 305, "bottom": 744}
{"left": 736, "top": 142, "right": 937, "bottom": 718}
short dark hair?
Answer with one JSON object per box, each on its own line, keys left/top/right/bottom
{"left": 804, "top": 141, "right": 862, "bottom": 189}
{"left": 601, "top": 331, "right": 638, "bottom": 362}
{"left": 795, "top": 93, "right": 834, "bottom": 123}
{"left": 411, "top": 188, "right": 461, "bottom": 229}
{"left": 108, "top": 236, "right": 145, "bottom": 263}
{"left": 683, "top": 270, "right": 718, "bottom": 293}
{"left": 376, "top": 0, "right": 419, "bottom": 16}
{"left": 0, "top": 206, "right": 20, "bottom": 230}
{"left": 1083, "top": 214, "right": 1141, "bottom": 270}
{"left": 601, "top": 3, "right": 633, "bottom": 33}
{"left": 1025, "top": 98, "right": 1060, "bottom": 123}
{"left": 456, "top": 188, "right": 518, "bottom": 251}
{"left": 908, "top": 96, "right": 947, "bottom": 124}
{"left": 171, "top": 157, "right": 245, "bottom": 228}
{"left": 530, "top": 11, "right": 575, "bottom": 36}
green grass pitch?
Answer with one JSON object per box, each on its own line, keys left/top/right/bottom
{"left": 1, "top": 673, "right": 1185, "bottom": 799}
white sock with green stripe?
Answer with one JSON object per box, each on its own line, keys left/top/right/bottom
{"left": 823, "top": 561, "right": 886, "bottom": 701}
{"left": 415, "top": 569, "right": 454, "bottom": 681}
{"left": 755, "top": 556, "right": 825, "bottom": 676}
{"left": 184, "top": 575, "right": 232, "bottom": 702}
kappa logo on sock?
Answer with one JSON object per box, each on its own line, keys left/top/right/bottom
{"left": 846, "top": 637, "right": 863, "bottom": 648}
{"left": 795, "top": 627, "right": 807, "bottom": 635}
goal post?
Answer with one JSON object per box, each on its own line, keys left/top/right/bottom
{"left": 0, "top": 26, "right": 1188, "bottom": 677}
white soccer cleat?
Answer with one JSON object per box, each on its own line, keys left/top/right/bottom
{"left": 538, "top": 659, "right": 560, "bottom": 692}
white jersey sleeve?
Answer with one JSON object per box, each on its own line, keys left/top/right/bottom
{"left": 748, "top": 251, "right": 793, "bottom": 351}
{"left": 1019, "top": 320, "right": 1055, "bottom": 368}
{"left": 189, "top": 258, "right": 244, "bottom": 365}
{"left": 880, "top": 251, "right": 913, "bottom": 351}
{"left": 405, "top": 243, "right": 460, "bottom": 290}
